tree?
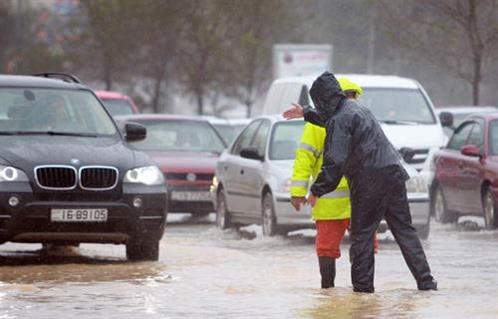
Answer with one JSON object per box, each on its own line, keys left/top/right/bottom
{"left": 218, "top": 0, "right": 294, "bottom": 118}
{"left": 78, "top": 0, "right": 143, "bottom": 90}
{"left": 176, "top": 0, "right": 230, "bottom": 115}
{"left": 379, "top": 0, "right": 498, "bottom": 105}
{"left": 138, "top": 0, "right": 184, "bottom": 113}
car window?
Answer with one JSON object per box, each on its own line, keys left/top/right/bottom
{"left": 269, "top": 120, "right": 305, "bottom": 160}
{"left": 251, "top": 120, "right": 271, "bottom": 157}
{"left": 231, "top": 120, "right": 261, "bottom": 155}
{"left": 101, "top": 99, "right": 134, "bottom": 116}
{"left": 466, "top": 121, "right": 484, "bottom": 150}
{"left": 261, "top": 83, "right": 285, "bottom": 115}
{"left": 279, "top": 83, "right": 303, "bottom": 112}
{"left": 299, "top": 85, "right": 310, "bottom": 106}
{"left": 359, "top": 88, "right": 436, "bottom": 124}
{"left": 212, "top": 123, "right": 238, "bottom": 145}
{"left": 0, "top": 88, "right": 117, "bottom": 135}
{"left": 447, "top": 122, "right": 475, "bottom": 150}
{"left": 489, "top": 120, "right": 498, "bottom": 155}
{"left": 130, "top": 119, "right": 226, "bottom": 153}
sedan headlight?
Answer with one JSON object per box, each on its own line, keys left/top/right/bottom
{"left": 405, "top": 175, "right": 428, "bottom": 194}
{"left": 124, "top": 166, "right": 164, "bottom": 186}
{"left": 0, "top": 165, "right": 29, "bottom": 182}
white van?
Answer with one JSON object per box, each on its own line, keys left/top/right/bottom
{"left": 260, "top": 74, "right": 450, "bottom": 186}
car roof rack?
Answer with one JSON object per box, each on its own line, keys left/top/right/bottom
{"left": 32, "top": 72, "right": 82, "bottom": 84}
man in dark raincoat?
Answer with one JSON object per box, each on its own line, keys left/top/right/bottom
{"left": 283, "top": 71, "right": 437, "bottom": 293}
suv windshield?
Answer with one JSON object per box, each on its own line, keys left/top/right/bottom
{"left": 360, "top": 88, "right": 436, "bottom": 124}
{"left": 130, "top": 120, "right": 226, "bottom": 153}
{"left": 101, "top": 99, "right": 135, "bottom": 116}
{"left": 0, "top": 88, "right": 117, "bottom": 136}
{"left": 269, "top": 120, "right": 304, "bottom": 160}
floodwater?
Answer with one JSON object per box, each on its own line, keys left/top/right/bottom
{"left": 0, "top": 215, "right": 497, "bottom": 319}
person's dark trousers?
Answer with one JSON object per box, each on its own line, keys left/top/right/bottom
{"left": 348, "top": 167, "right": 435, "bottom": 293}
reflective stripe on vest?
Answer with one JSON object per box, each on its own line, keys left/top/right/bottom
{"left": 291, "top": 180, "right": 309, "bottom": 188}
{"left": 321, "top": 190, "right": 350, "bottom": 199}
{"left": 298, "top": 143, "right": 321, "bottom": 158}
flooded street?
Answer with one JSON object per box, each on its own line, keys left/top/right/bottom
{"left": 1, "top": 215, "right": 497, "bottom": 319}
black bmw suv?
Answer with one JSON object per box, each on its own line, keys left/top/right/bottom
{"left": 0, "top": 73, "right": 167, "bottom": 261}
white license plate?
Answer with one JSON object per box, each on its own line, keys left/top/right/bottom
{"left": 51, "top": 208, "right": 108, "bottom": 222}
{"left": 171, "top": 191, "right": 210, "bottom": 201}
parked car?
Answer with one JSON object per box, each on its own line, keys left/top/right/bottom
{"left": 260, "top": 74, "right": 451, "bottom": 187}
{"left": 431, "top": 113, "right": 498, "bottom": 229}
{"left": 435, "top": 106, "right": 498, "bottom": 137}
{"left": 203, "top": 116, "right": 251, "bottom": 146}
{"left": 0, "top": 73, "right": 167, "bottom": 260}
{"left": 95, "top": 90, "right": 140, "bottom": 117}
{"left": 212, "top": 116, "right": 431, "bottom": 238}
{"left": 118, "top": 114, "right": 227, "bottom": 216}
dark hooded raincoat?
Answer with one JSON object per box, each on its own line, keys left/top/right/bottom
{"left": 304, "top": 72, "right": 435, "bottom": 293}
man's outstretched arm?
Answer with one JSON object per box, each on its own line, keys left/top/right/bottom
{"left": 283, "top": 103, "right": 326, "bottom": 127}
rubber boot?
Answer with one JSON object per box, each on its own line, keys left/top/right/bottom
{"left": 418, "top": 278, "right": 437, "bottom": 291}
{"left": 318, "top": 256, "right": 336, "bottom": 288}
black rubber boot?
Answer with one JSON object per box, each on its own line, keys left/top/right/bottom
{"left": 418, "top": 279, "right": 438, "bottom": 291}
{"left": 318, "top": 256, "right": 336, "bottom": 288}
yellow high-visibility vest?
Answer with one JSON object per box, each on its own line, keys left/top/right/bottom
{"left": 290, "top": 122, "right": 350, "bottom": 220}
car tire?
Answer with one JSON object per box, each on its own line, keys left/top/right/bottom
{"left": 262, "top": 192, "right": 278, "bottom": 237}
{"left": 216, "top": 188, "right": 231, "bottom": 229}
{"left": 126, "top": 239, "right": 160, "bottom": 261}
{"left": 483, "top": 188, "right": 497, "bottom": 230}
{"left": 432, "top": 185, "right": 458, "bottom": 224}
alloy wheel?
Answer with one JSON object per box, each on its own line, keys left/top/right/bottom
{"left": 262, "top": 194, "right": 276, "bottom": 237}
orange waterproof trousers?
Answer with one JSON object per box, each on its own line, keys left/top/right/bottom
{"left": 316, "top": 219, "right": 379, "bottom": 258}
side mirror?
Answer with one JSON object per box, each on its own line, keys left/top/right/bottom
{"left": 240, "top": 147, "right": 263, "bottom": 161}
{"left": 460, "top": 144, "right": 481, "bottom": 157}
{"left": 125, "top": 122, "right": 146, "bottom": 142}
{"left": 439, "top": 111, "right": 454, "bottom": 128}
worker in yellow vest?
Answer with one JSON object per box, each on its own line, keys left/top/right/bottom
{"left": 290, "top": 77, "right": 377, "bottom": 288}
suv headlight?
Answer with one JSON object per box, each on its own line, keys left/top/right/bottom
{"left": 0, "top": 166, "right": 29, "bottom": 182}
{"left": 124, "top": 166, "right": 164, "bottom": 186}
{"left": 405, "top": 175, "right": 428, "bottom": 193}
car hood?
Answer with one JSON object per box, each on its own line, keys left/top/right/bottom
{"left": 144, "top": 151, "right": 219, "bottom": 173}
{"left": 0, "top": 135, "right": 136, "bottom": 172}
{"left": 381, "top": 124, "right": 446, "bottom": 149}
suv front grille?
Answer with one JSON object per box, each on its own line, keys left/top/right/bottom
{"left": 80, "top": 166, "right": 118, "bottom": 190}
{"left": 35, "top": 166, "right": 77, "bottom": 190}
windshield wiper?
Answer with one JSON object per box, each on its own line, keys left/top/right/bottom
{"left": 379, "top": 120, "right": 420, "bottom": 125}
{"left": 0, "top": 131, "right": 98, "bottom": 137}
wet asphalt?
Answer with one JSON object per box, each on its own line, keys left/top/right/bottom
{"left": 0, "top": 214, "right": 497, "bottom": 319}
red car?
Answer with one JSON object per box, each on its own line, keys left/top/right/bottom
{"left": 95, "top": 90, "right": 140, "bottom": 116}
{"left": 431, "top": 113, "right": 498, "bottom": 229}
{"left": 117, "top": 114, "right": 227, "bottom": 216}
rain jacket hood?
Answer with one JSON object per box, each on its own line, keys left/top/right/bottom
{"left": 309, "top": 72, "right": 346, "bottom": 119}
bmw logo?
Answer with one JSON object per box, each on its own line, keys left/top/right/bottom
{"left": 186, "top": 173, "right": 197, "bottom": 181}
{"left": 70, "top": 158, "right": 81, "bottom": 166}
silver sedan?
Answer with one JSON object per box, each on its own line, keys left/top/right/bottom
{"left": 211, "top": 116, "right": 431, "bottom": 238}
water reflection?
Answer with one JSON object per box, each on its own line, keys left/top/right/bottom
{"left": 303, "top": 288, "right": 431, "bottom": 319}
{"left": 0, "top": 245, "right": 170, "bottom": 285}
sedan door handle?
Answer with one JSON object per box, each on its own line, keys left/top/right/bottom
{"left": 240, "top": 169, "right": 244, "bottom": 175}
{"left": 223, "top": 165, "right": 228, "bottom": 171}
